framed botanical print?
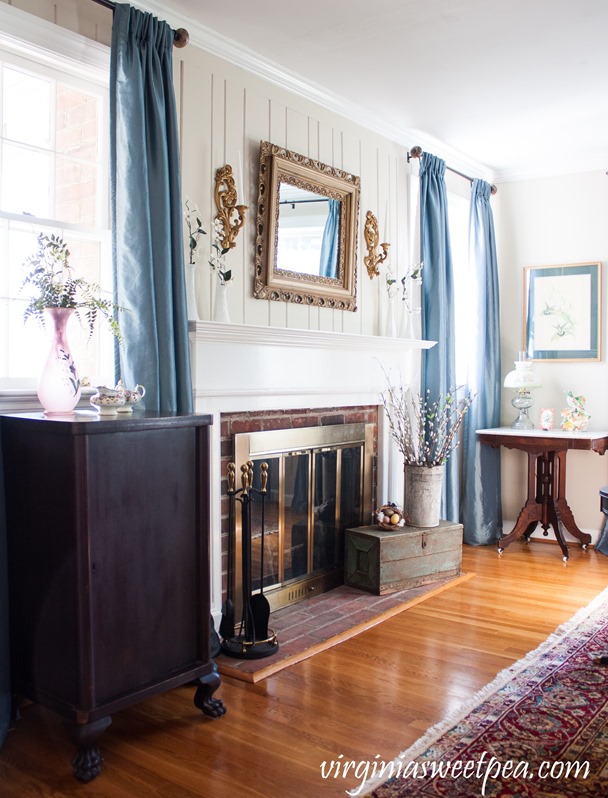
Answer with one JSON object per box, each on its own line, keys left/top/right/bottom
{"left": 523, "top": 262, "right": 601, "bottom": 361}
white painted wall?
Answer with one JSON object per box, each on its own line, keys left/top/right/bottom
{"left": 493, "top": 170, "right": 608, "bottom": 541}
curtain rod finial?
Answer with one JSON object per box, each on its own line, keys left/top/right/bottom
{"left": 174, "top": 28, "right": 189, "bottom": 48}
{"left": 407, "top": 145, "right": 423, "bottom": 163}
{"left": 491, "top": 184, "right": 498, "bottom": 195}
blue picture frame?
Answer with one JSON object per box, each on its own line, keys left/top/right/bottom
{"left": 524, "top": 262, "right": 601, "bottom": 361}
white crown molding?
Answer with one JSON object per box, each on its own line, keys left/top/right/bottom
{"left": 494, "top": 157, "right": 608, "bottom": 184}
{"left": 0, "top": 2, "right": 109, "bottom": 82}
{"left": 130, "top": 1, "right": 499, "bottom": 183}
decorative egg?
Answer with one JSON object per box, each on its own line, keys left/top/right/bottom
{"left": 376, "top": 503, "right": 405, "bottom": 531}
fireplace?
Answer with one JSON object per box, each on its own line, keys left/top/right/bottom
{"left": 228, "top": 417, "right": 374, "bottom": 614}
{"left": 189, "top": 321, "right": 431, "bottom": 623}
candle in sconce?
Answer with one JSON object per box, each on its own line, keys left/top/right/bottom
{"left": 236, "top": 152, "right": 244, "bottom": 205}
{"left": 380, "top": 200, "right": 391, "bottom": 244}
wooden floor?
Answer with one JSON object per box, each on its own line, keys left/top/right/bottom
{"left": 1, "top": 541, "right": 608, "bottom": 797}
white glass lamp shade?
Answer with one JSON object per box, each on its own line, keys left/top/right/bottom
{"left": 504, "top": 361, "right": 542, "bottom": 429}
{"left": 503, "top": 360, "right": 542, "bottom": 391}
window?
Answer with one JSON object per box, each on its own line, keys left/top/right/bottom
{"left": 0, "top": 14, "right": 110, "bottom": 390}
{"left": 448, "top": 190, "right": 474, "bottom": 385}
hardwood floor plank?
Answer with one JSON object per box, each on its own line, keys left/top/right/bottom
{"left": 1, "top": 543, "right": 607, "bottom": 796}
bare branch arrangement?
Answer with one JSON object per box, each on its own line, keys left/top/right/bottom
{"left": 382, "top": 381, "right": 475, "bottom": 467}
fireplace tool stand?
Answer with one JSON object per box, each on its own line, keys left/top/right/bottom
{"left": 220, "top": 460, "right": 279, "bottom": 659}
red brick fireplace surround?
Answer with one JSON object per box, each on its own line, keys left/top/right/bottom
{"left": 219, "top": 405, "right": 378, "bottom": 605}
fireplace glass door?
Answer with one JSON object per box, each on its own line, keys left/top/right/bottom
{"left": 234, "top": 424, "right": 372, "bottom": 612}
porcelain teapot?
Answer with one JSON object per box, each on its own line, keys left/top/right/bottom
{"left": 115, "top": 380, "right": 146, "bottom": 412}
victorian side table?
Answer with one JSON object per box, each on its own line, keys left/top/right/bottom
{"left": 477, "top": 427, "right": 608, "bottom": 561}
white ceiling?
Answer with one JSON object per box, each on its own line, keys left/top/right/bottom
{"left": 157, "top": 0, "right": 608, "bottom": 182}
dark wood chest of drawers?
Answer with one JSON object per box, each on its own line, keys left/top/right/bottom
{"left": 1, "top": 411, "right": 224, "bottom": 781}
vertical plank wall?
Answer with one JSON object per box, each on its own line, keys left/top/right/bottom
{"left": 4, "top": 0, "right": 412, "bottom": 337}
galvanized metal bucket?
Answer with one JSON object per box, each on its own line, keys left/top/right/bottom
{"left": 404, "top": 464, "right": 444, "bottom": 527}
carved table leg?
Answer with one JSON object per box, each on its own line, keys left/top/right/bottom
{"left": 193, "top": 664, "right": 226, "bottom": 718}
{"left": 498, "top": 452, "right": 542, "bottom": 553}
{"left": 554, "top": 451, "right": 592, "bottom": 548}
{"left": 63, "top": 716, "right": 112, "bottom": 783}
{"left": 546, "top": 496, "right": 570, "bottom": 561}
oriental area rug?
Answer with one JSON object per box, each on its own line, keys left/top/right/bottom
{"left": 361, "top": 586, "right": 608, "bottom": 798}
{"left": 216, "top": 572, "right": 473, "bottom": 683}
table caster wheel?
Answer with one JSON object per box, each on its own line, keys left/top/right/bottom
{"left": 562, "top": 555, "right": 569, "bottom": 563}
{"left": 497, "top": 547, "right": 503, "bottom": 556}
{"left": 582, "top": 544, "right": 588, "bottom": 550}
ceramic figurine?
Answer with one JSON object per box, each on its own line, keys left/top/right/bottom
{"left": 560, "top": 391, "right": 590, "bottom": 432}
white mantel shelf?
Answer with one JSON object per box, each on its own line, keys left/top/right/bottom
{"left": 189, "top": 320, "right": 434, "bottom": 411}
{"left": 189, "top": 320, "right": 436, "bottom": 352}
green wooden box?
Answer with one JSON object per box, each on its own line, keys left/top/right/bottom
{"left": 344, "top": 521, "right": 463, "bottom": 595}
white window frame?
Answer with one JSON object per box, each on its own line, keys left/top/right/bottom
{"left": 0, "top": 4, "right": 110, "bottom": 412}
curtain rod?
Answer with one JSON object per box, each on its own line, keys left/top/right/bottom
{"left": 90, "top": 0, "right": 190, "bottom": 47}
{"left": 407, "top": 146, "right": 497, "bottom": 195}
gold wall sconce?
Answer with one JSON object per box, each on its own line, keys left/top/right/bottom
{"left": 214, "top": 164, "right": 248, "bottom": 250}
{"left": 363, "top": 210, "right": 390, "bottom": 279}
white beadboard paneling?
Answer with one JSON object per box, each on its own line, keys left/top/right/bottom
{"left": 224, "top": 77, "right": 246, "bottom": 325}
{"left": 243, "top": 86, "right": 271, "bottom": 328}
{"left": 7, "top": 0, "right": 53, "bottom": 23}
{"left": 180, "top": 58, "right": 213, "bottom": 320}
{"left": 55, "top": 0, "right": 111, "bottom": 45}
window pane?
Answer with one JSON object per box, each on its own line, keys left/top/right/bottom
{"left": 0, "top": 43, "right": 109, "bottom": 386}
{"left": 56, "top": 156, "right": 99, "bottom": 225}
{"left": 56, "top": 84, "right": 100, "bottom": 160}
{"left": 448, "top": 192, "right": 472, "bottom": 384}
{"left": 3, "top": 65, "right": 52, "bottom": 148}
{"left": 1, "top": 144, "right": 51, "bottom": 217}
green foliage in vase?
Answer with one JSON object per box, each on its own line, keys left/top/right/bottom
{"left": 21, "top": 233, "right": 123, "bottom": 342}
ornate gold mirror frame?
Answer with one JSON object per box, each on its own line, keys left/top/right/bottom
{"left": 254, "top": 141, "right": 360, "bottom": 311}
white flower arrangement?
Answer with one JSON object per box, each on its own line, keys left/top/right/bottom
{"left": 184, "top": 197, "right": 206, "bottom": 266}
{"left": 401, "top": 261, "right": 424, "bottom": 313}
{"left": 209, "top": 218, "right": 233, "bottom": 286}
{"left": 184, "top": 197, "right": 234, "bottom": 286}
{"left": 385, "top": 267, "right": 399, "bottom": 300}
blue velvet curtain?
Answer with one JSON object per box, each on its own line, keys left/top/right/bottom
{"left": 460, "top": 179, "right": 502, "bottom": 544}
{"left": 110, "top": 3, "right": 192, "bottom": 414}
{"left": 319, "top": 199, "right": 339, "bottom": 278}
{"left": 0, "top": 437, "right": 10, "bottom": 750}
{"left": 419, "top": 153, "right": 458, "bottom": 521}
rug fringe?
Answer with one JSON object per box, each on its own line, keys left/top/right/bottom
{"left": 361, "top": 584, "right": 608, "bottom": 797}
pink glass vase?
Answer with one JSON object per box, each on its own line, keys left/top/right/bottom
{"left": 37, "top": 307, "right": 81, "bottom": 414}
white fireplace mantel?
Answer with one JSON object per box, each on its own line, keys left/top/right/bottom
{"left": 189, "top": 320, "right": 435, "bottom": 617}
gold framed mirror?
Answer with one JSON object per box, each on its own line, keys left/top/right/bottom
{"left": 254, "top": 141, "right": 360, "bottom": 311}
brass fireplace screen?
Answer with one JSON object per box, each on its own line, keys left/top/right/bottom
{"left": 232, "top": 423, "right": 374, "bottom": 615}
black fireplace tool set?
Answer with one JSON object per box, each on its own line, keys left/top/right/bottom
{"left": 220, "top": 460, "right": 279, "bottom": 659}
